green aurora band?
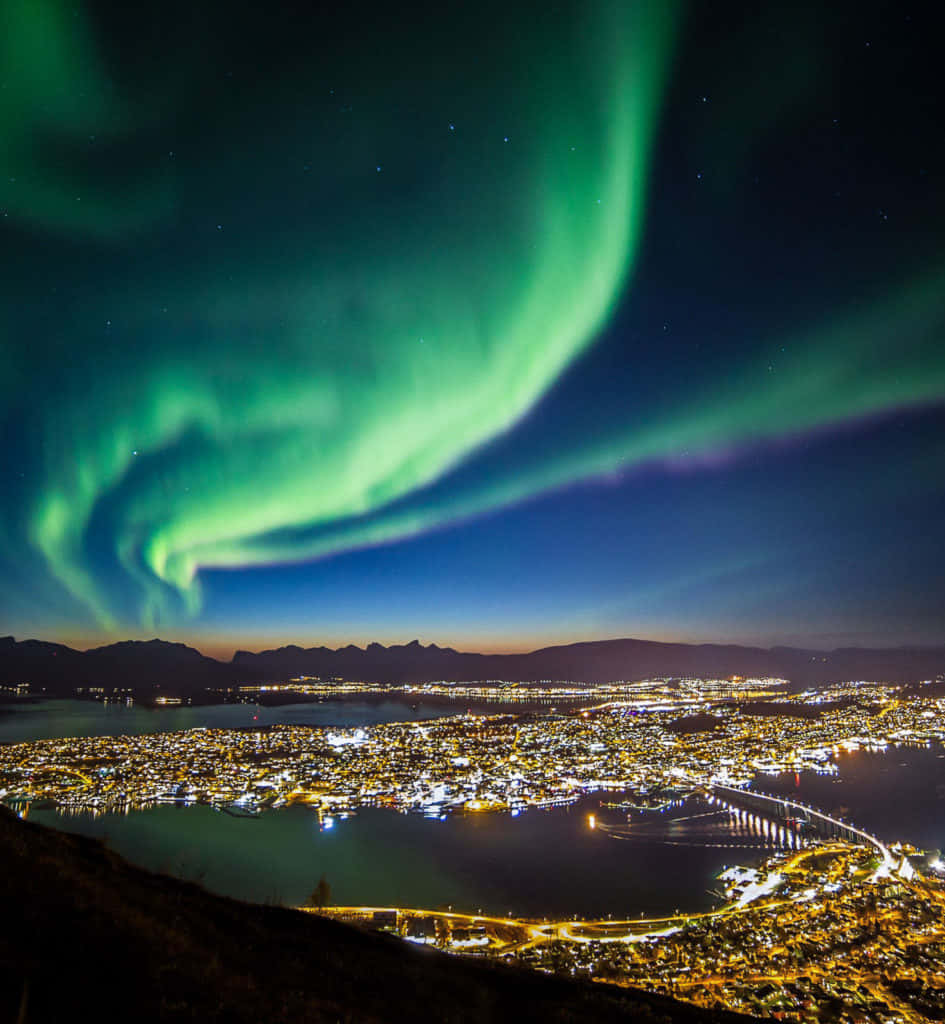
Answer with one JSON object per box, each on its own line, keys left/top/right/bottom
{"left": 2, "top": 0, "right": 944, "bottom": 633}
{"left": 4, "top": 1, "right": 675, "bottom": 627}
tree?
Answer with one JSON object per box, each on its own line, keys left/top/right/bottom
{"left": 309, "top": 874, "right": 331, "bottom": 910}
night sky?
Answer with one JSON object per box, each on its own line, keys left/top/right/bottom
{"left": 1, "top": 0, "right": 943, "bottom": 656}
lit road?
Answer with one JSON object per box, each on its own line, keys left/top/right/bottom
{"left": 301, "top": 849, "right": 820, "bottom": 949}
{"left": 300, "top": 840, "right": 885, "bottom": 952}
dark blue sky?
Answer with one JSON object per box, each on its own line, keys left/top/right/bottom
{"left": 194, "top": 404, "right": 945, "bottom": 655}
{"left": 1, "top": 0, "right": 943, "bottom": 655}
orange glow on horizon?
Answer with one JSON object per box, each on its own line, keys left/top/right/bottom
{"left": 13, "top": 626, "right": 778, "bottom": 663}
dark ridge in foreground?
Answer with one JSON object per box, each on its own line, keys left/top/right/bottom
{"left": 0, "top": 807, "right": 748, "bottom": 1024}
{"left": 2, "top": 634, "right": 944, "bottom": 695}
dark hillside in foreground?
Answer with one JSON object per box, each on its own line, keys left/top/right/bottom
{"left": 0, "top": 807, "right": 749, "bottom": 1023}
{"left": 2, "top": 634, "right": 943, "bottom": 695}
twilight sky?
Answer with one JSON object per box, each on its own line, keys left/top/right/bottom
{"left": 1, "top": 0, "right": 943, "bottom": 657}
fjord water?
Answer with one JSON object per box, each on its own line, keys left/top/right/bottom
{"left": 31, "top": 797, "right": 741, "bottom": 918}
{"left": 0, "top": 696, "right": 466, "bottom": 744}
{"left": 763, "top": 745, "right": 945, "bottom": 855}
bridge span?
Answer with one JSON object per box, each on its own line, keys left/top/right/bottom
{"left": 705, "top": 782, "right": 892, "bottom": 866}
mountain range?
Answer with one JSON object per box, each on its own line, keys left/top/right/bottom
{"left": 1, "top": 634, "right": 943, "bottom": 695}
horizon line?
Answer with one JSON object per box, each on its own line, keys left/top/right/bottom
{"left": 5, "top": 631, "right": 945, "bottom": 664}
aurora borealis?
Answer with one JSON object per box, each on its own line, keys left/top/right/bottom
{"left": 2, "top": 0, "right": 944, "bottom": 653}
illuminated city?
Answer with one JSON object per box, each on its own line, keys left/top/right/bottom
{"left": 312, "top": 840, "right": 945, "bottom": 1022}
{"left": 3, "top": 678, "right": 945, "bottom": 1020}
{"left": 2, "top": 0, "right": 944, "bottom": 1019}
{"left": 3, "top": 679, "right": 941, "bottom": 818}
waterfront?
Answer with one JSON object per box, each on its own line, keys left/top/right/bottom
{"left": 5, "top": 684, "right": 945, "bottom": 920}
{"left": 24, "top": 744, "right": 945, "bottom": 919}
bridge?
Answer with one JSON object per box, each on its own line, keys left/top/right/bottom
{"left": 705, "top": 782, "right": 892, "bottom": 866}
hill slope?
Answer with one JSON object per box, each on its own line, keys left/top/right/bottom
{"left": 0, "top": 807, "right": 749, "bottom": 1023}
